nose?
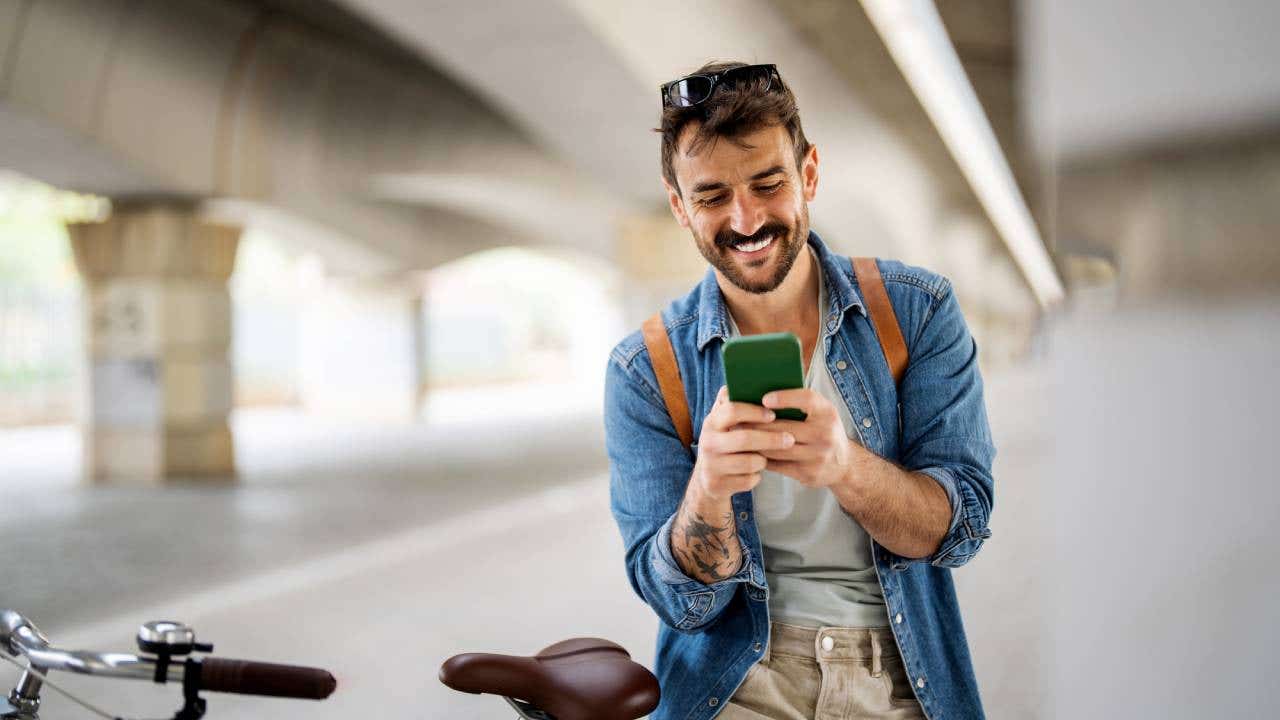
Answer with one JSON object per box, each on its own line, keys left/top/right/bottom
{"left": 728, "top": 192, "right": 766, "bottom": 237}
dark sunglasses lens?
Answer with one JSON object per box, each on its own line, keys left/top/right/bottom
{"left": 667, "top": 77, "right": 713, "bottom": 107}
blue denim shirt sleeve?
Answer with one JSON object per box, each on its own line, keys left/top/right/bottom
{"left": 891, "top": 284, "right": 996, "bottom": 569}
{"left": 605, "top": 350, "right": 762, "bottom": 633}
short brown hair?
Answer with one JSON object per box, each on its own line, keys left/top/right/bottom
{"left": 657, "top": 61, "right": 811, "bottom": 194}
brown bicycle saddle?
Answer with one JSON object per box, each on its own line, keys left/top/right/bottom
{"left": 439, "top": 637, "right": 660, "bottom": 720}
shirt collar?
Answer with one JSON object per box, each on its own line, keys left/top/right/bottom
{"left": 695, "top": 230, "right": 866, "bottom": 352}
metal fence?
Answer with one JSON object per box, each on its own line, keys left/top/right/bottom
{"left": 0, "top": 284, "right": 81, "bottom": 426}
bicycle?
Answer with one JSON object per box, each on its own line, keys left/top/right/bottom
{"left": 0, "top": 609, "right": 335, "bottom": 719}
{"left": 440, "top": 636, "right": 660, "bottom": 720}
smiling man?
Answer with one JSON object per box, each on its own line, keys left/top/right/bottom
{"left": 604, "top": 61, "right": 996, "bottom": 720}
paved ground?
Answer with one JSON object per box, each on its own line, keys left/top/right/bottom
{"left": 0, "top": 369, "right": 1053, "bottom": 719}
{"left": 0, "top": 382, "right": 610, "bottom": 630}
{"left": 14, "top": 476, "right": 654, "bottom": 720}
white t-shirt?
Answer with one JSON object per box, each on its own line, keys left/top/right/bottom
{"left": 726, "top": 247, "right": 890, "bottom": 628}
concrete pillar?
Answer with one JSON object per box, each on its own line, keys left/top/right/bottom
{"left": 68, "top": 202, "right": 239, "bottom": 483}
{"left": 298, "top": 272, "right": 426, "bottom": 422}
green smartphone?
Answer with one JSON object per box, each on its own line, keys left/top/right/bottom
{"left": 722, "top": 332, "right": 808, "bottom": 421}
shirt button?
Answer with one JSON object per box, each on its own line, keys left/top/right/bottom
{"left": 862, "top": 417, "right": 873, "bottom": 428}
{"left": 836, "top": 360, "right": 847, "bottom": 370}
{"left": 895, "top": 613, "right": 904, "bottom": 624}
{"left": 916, "top": 677, "right": 926, "bottom": 689}
{"left": 739, "top": 511, "right": 749, "bottom": 521}
{"left": 821, "top": 635, "right": 834, "bottom": 652}
{"left": 708, "top": 697, "right": 719, "bottom": 707}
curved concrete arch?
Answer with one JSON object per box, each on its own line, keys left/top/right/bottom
{"left": 204, "top": 195, "right": 543, "bottom": 275}
{"left": 0, "top": 0, "right": 616, "bottom": 273}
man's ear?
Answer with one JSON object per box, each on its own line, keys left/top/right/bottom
{"left": 661, "top": 176, "right": 691, "bottom": 229}
{"left": 800, "top": 144, "right": 819, "bottom": 202}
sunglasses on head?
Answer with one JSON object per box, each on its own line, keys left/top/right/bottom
{"left": 660, "top": 64, "right": 783, "bottom": 108}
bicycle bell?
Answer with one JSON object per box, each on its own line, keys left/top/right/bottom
{"left": 137, "top": 621, "right": 212, "bottom": 655}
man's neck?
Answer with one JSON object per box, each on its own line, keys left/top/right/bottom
{"left": 720, "top": 243, "right": 821, "bottom": 339}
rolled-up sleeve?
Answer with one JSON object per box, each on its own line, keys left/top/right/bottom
{"left": 892, "top": 286, "right": 996, "bottom": 569}
{"left": 605, "top": 352, "right": 762, "bottom": 632}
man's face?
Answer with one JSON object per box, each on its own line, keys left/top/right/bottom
{"left": 664, "top": 123, "right": 819, "bottom": 294}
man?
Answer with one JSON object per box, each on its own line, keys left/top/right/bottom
{"left": 605, "top": 61, "right": 995, "bottom": 720}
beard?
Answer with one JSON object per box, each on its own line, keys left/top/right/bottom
{"left": 693, "top": 207, "right": 809, "bottom": 294}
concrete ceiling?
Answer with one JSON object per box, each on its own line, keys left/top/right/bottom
{"left": 335, "top": 0, "right": 1012, "bottom": 270}
{"left": 770, "top": 0, "right": 1027, "bottom": 212}
{"left": 348, "top": 0, "right": 1049, "bottom": 317}
{"left": 0, "top": 0, "right": 617, "bottom": 273}
{"left": 1, "top": 0, "right": 1048, "bottom": 313}
{"left": 1022, "top": 0, "right": 1280, "bottom": 164}
{"left": 766, "top": 0, "right": 1041, "bottom": 312}
{"left": 322, "top": 0, "right": 659, "bottom": 206}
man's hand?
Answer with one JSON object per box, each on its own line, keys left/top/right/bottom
{"left": 692, "top": 386, "right": 796, "bottom": 500}
{"left": 757, "top": 387, "right": 953, "bottom": 560}
{"left": 669, "top": 386, "right": 795, "bottom": 584}
{"left": 754, "top": 388, "right": 855, "bottom": 491}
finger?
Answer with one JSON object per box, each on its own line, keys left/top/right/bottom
{"left": 721, "top": 472, "right": 763, "bottom": 493}
{"left": 765, "top": 459, "right": 806, "bottom": 481}
{"left": 719, "top": 452, "right": 767, "bottom": 475}
{"left": 737, "top": 419, "right": 817, "bottom": 444}
{"left": 715, "top": 385, "right": 728, "bottom": 405}
{"left": 720, "top": 428, "right": 795, "bottom": 454}
{"left": 707, "top": 398, "right": 775, "bottom": 432}
{"left": 758, "top": 444, "right": 808, "bottom": 461}
{"left": 722, "top": 401, "right": 778, "bottom": 427}
{"left": 761, "top": 388, "right": 823, "bottom": 416}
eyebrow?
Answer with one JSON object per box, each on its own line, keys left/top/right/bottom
{"left": 690, "top": 165, "right": 787, "bottom": 195}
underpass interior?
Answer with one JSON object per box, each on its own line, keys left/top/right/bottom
{"left": 1, "top": 1, "right": 1277, "bottom": 718}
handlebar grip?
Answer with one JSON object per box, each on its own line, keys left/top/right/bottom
{"left": 198, "top": 658, "right": 336, "bottom": 699}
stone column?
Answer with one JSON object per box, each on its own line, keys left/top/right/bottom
{"left": 68, "top": 202, "right": 240, "bottom": 483}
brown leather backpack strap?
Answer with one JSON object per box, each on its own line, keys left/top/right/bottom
{"left": 641, "top": 312, "right": 694, "bottom": 450}
{"left": 852, "top": 257, "right": 909, "bottom": 385}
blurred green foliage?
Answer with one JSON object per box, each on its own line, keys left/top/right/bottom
{"left": 0, "top": 181, "right": 80, "bottom": 419}
{"left": 0, "top": 213, "right": 76, "bottom": 287}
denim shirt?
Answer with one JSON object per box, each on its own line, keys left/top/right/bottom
{"left": 604, "top": 232, "right": 996, "bottom": 720}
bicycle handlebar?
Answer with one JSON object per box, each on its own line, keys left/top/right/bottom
{"left": 2, "top": 610, "right": 171, "bottom": 683}
{"left": 199, "top": 658, "right": 336, "bottom": 699}
{"left": 1, "top": 610, "right": 336, "bottom": 700}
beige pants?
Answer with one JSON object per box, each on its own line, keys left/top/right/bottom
{"left": 718, "top": 621, "right": 927, "bottom": 720}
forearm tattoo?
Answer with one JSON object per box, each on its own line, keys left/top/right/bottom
{"left": 673, "top": 505, "right": 740, "bottom": 582}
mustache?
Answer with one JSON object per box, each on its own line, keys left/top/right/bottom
{"left": 715, "top": 222, "right": 791, "bottom": 249}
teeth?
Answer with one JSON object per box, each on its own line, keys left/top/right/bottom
{"left": 735, "top": 236, "right": 773, "bottom": 252}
